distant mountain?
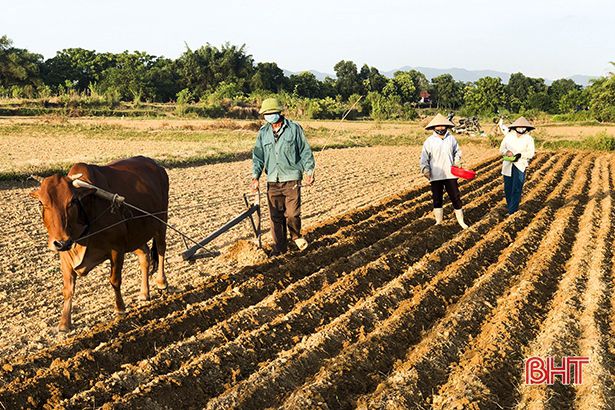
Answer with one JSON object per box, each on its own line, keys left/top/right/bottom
{"left": 567, "top": 75, "right": 597, "bottom": 86}
{"left": 382, "top": 66, "right": 512, "bottom": 83}
{"left": 283, "top": 66, "right": 597, "bottom": 86}
{"left": 282, "top": 69, "right": 333, "bottom": 81}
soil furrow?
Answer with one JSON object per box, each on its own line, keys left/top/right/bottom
{"left": 201, "top": 155, "right": 570, "bottom": 410}
{"left": 573, "top": 157, "right": 615, "bottom": 410}
{"left": 98, "top": 165, "right": 511, "bottom": 410}
{"left": 356, "top": 155, "right": 585, "bottom": 410}
{"left": 277, "top": 156, "right": 578, "bottom": 410}
{"left": 514, "top": 156, "right": 604, "bottom": 409}
{"left": 432, "top": 154, "right": 593, "bottom": 409}
{"left": 63, "top": 183, "right": 481, "bottom": 408}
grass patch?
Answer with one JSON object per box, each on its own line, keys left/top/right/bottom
{"left": 0, "top": 153, "right": 254, "bottom": 182}
{"left": 540, "top": 131, "right": 615, "bottom": 151}
{"left": 0, "top": 122, "right": 258, "bottom": 142}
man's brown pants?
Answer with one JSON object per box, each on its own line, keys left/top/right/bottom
{"left": 267, "top": 181, "right": 301, "bottom": 253}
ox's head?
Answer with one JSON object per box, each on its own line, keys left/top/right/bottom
{"left": 29, "top": 174, "right": 95, "bottom": 252}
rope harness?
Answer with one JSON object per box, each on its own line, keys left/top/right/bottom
{"left": 70, "top": 178, "right": 204, "bottom": 250}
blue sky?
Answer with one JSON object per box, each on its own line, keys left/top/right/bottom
{"left": 2, "top": 0, "right": 613, "bottom": 79}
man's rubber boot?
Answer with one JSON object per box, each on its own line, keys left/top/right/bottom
{"left": 294, "top": 238, "right": 308, "bottom": 251}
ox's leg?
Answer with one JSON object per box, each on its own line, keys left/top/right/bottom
{"left": 109, "top": 250, "right": 126, "bottom": 313}
{"left": 154, "top": 228, "right": 168, "bottom": 290}
{"left": 134, "top": 245, "right": 151, "bottom": 301}
{"left": 59, "top": 255, "right": 76, "bottom": 331}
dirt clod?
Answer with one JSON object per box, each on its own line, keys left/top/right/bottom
{"left": 223, "top": 240, "right": 269, "bottom": 267}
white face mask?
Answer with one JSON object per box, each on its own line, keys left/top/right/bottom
{"left": 264, "top": 113, "right": 281, "bottom": 124}
{"left": 515, "top": 127, "right": 527, "bottom": 134}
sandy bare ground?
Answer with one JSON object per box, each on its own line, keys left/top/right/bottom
{"left": 0, "top": 133, "right": 247, "bottom": 174}
{"left": 0, "top": 145, "right": 496, "bottom": 359}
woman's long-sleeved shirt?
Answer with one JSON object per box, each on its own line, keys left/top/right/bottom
{"left": 420, "top": 132, "right": 462, "bottom": 182}
{"left": 498, "top": 121, "right": 535, "bottom": 177}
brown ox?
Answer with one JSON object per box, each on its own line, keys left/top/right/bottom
{"left": 30, "top": 156, "right": 169, "bottom": 331}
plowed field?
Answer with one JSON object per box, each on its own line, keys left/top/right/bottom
{"left": 2, "top": 151, "right": 615, "bottom": 409}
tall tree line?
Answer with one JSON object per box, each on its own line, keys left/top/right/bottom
{"left": 1, "top": 35, "right": 613, "bottom": 120}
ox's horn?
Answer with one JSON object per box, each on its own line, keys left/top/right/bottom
{"left": 29, "top": 175, "right": 44, "bottom": 184}
{"left": 68, "top": 173, "right": 83, "bottom": 181}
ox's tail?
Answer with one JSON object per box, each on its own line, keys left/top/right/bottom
{"left": 150, "top": 239, "right": 159, "bottom": 275}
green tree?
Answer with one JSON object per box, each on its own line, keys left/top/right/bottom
{"left": 406, "top": 69, "right": 429, "bottom": 100}
{"left": 42, "top": 48, "right": 116, "bottom": 92}
{"left": 506, "top": 72, "right": 529, "bottom": 111}
{"left": 148, "top": 57, "right": 180, "bottom": 102}
{"left": 588, "top": 65, "right": 615, "bottom": 122}
{"left": 383, "top": 71, "right": 416, "bottom": 104}
{"left": 176, "top": 43, "right": 254, "bottom": 97}
{"left": 506, "top": 72, "right": 548, "bottom": 112}
{"left": 464, "top": 76, "right": 507, "bottom": 115}
{"left": 175, "top": 88, "right": 193, "bottom": 115}
{"left": 99, "top": 51, "right": 157, "bottom": 102}
{"left": 382, "top": 69, "right": 428, "bottom": 104}
{"left": 527, "top": 91, "right": 551, "bottom": 111}
{"left": 321, "top": 76, "right": 338, "bottom": 98}
{"left": 431, "top": 74, "right": 463, "bottom": 109}
{"left": 0, "top": 35, "right": 43, "bottom": 88}
{"left": 558, "top": 88, "right": 589, "bottom": 113}
{"left": 250, "top": 62, "right": 287, "bottom": 92}
{"left": 547, "top": 78, "right": 580, "bottom": 113}
{"left": 211, "top": 81, "right": 243, "bottom": 100}
{"left": 359, "top": 64, "right": 387, "bottom": 94}
{"left": 289, "top": 71, "right": 323, "bottom": 98}
{"left": 334, "top": 60, "right": 362, "bottom": 99}
{"left": 366, "top": 91, "right": 416, "bottom": 120}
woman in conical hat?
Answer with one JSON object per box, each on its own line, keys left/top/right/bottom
{"left": 419, "top": 113, "right": 469, "bottom": 229}
{"left": 497, "top": 116, "right": 536, "bottom": 215}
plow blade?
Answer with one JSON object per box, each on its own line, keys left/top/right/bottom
{"left": 182, "top": 202, "right": 260, "bottom": 261}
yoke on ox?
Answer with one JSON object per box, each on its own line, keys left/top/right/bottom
{"left": 30, "top": 156, "right": 169, "bottom": 331}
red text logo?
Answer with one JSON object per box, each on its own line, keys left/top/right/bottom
{"left": 525, "top": 356, "right": 590, "bottom": 385}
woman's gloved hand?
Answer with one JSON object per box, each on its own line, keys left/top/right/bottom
{"left": 503, "top": 153, "right": 522, "bottom": 162}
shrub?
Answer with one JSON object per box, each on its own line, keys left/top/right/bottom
{"left": 175, "top": 88, "right": 193, "bottom": 116}
{"left": 366, "top": 91, "right": 416, "bottom": 121}
{"left": 551, "top": 111, "right": 594, "bottom": 122}
{"left": 541, "top": 131, "right": 615, "bottom": 151}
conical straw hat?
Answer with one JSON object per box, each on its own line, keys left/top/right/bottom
{"left": 508, "top": 116, "right": 535, "bottom": 130}
{"left": 425, "top": 113, "right": 455, "bottom": 130}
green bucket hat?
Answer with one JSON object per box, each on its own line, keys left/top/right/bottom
{"left": 259, "top": 97, "right": 284, "bottom": 115}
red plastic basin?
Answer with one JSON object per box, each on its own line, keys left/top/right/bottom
{"left": 451, "top": 166, "right": 477, "bottom": 180}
